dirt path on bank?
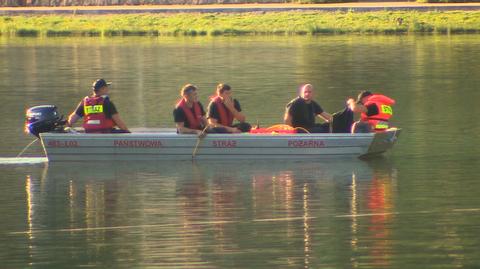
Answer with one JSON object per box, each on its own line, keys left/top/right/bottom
{"left": 1, "top": 2, "right": 480, "bottom": 14}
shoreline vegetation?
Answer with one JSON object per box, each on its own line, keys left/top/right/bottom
{"left": 1, "top": 11, "right": 480, "bottom": 37}
{"left": 1, "top": 0, "right": 480, "bottom": 5}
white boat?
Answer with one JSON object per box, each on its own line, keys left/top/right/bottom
{"left": 38, "top": 128, "right": 401, "bottom": 161}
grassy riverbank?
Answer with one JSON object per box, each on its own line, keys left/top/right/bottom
{"left": 1, "top": 11, "right": 480, "bottom": 36}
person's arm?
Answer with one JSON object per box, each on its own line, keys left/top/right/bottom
{"left": 199, "top": 103, "right": 209, "bottom": 129}
{"left": 284, "top": 109, "right": 293, "bottom": 126}
{"left": 174, "top": 107, "right": 202, "bottom": 134}
{"left": 111, "top": 113, "right": 129, "bottom": 132}
{"left": 207, "top": 102, "right": 240, "bottom": 133}
{"left": 176, "top": 122, "right": 203, "bottom": 135}
{"left": 347, "top": 98, "right": 367, "bottom": 113}
{"left": 208, "top": 118, "right": 240, "bottom": 133}
{"left": 318, "top": 112, "right": 332, "bottom": 123}
{"left": 283, "top": 101, "right": 295, "bottom": 126}
{"left": 200, "top": 116, "right": 209, "bottom": 129}
{"left": 224, "top": 98, "right": 245, "bottom": 123}
{"left": 313, "top": 101, "right": 332, "bottom": 122}
{"left": 104, "top": 99, "right": 128, "bottom": 132}
{"left": 67, "top": 113, "right": 80, "bottom": 127}
{"left": 66, "top": 101, "right": 83, "bottom": 127}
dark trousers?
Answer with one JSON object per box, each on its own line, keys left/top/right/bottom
{"left": 111, "top": 128, "right": 131, "bottom": 133}
{"left": 331, "top": 106, "right": 354, "bottom": 133}
{"left": 352, "top": 121, "right": 373, "bottom": 133}
{"left": 208, "top": 122, "right": 252, "bottom": 133}
{"left": 306, "top": 123, "right": 330, "bottom": 133}
{"left": 298, "top": 107, "right": 354, "bottom": 133}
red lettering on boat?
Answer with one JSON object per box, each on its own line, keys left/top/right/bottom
{"left": 212, "top": 140, "right": 237, "bottom": 148}
{"left": 47, "top": 140, "right": 79, "bottom": 148}
{"left": 113, "top": 140, "right": 162, "bottom": 148}
{"left": 288, "top": 140, "right": 325, "bottom": 148}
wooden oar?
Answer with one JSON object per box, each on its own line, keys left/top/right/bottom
{"left": 192, "top": 126, "right": 209, "bottom": 159}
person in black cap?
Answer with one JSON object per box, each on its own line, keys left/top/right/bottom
{"left": 67, "top": 79, "right": 129, "bottom": 133}
{"left": 347, "top": 90, "right": 395, "bottom": 133}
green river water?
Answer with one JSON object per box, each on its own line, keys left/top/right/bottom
{"left": 0, "top": 35, "right": 479, "bottom": 268}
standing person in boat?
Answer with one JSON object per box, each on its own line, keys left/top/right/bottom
{"left": 347, "top": 90, "right": 395, "bottom": 133}
{"left": 66, "top": 78, "right": 130, "bottom": 133}
{"left": 173, "top": 84, "right": 208, "bottom": 135}
{"left": 284, "top": 84, "right": 332, "bottom": 133}
{"left": 207, "top": 83, "right": 251, "bottom": 133}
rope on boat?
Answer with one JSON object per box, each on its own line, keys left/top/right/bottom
{"left": 192, "top": 126, "right": 209, "bottom": 159}
{"left": 16, "top": 138, "right": 39, "bottom": 158}
{"left": 294, "top": 127, "right": 310, "bottom": 134}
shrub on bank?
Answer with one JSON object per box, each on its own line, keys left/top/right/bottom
{"left": 2, "top": 0, "right": 480, "bottom": 6}
{"left": 3, "top": 0, "right": 290, "bottom": 7}
{"left": 1, "top": 11, "right": 480, "bottom": 36}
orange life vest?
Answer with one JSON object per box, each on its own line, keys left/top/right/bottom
{"left": 360, "top": 94, "right": 395, "bottom": 131}
{"left": 212, "top": 96, "right": 234, "bottom": 127}
{"left": 82, "top": 96, "right": 115, "bottom": 133}
{"left": 176, "top": 99, "right": 203, "bottom": 130}
{"left": 250, "top": 124, "right": 297, "bottom": 134}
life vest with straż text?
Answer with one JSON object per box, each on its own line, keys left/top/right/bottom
{"left": 83, "top": 96, "right": 115, "bottom": 133}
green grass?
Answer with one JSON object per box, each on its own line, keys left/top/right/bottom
{"left": 1, "top": 11, "right": 480, "bottom": 37}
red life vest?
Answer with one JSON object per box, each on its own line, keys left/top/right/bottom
{"left": 176, "top": 99, "right": 203, "bottom": 130}
{"left": 360, "top": 94, "right": 395, "bottom": 131}
{"left": 212, "top": 96, "right": 234, "bottom": 127}
{"left": 82, "top": 96, "right": 115, "bottom": 133}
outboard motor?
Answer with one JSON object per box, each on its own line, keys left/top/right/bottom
{"left": 25, "top": 105, "right": 66, "bottom": 137}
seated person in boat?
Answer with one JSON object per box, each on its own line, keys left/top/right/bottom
{"left": 347, "top": 90, "right": 395, "bottom": 133}
{"left": 173, "top": 84, "right": 208, "bottom": 135}
{"left": 284, "top": 84, "right": 332, "bottom": 133}
{"left": 66, "top": 79, "right": 130, "bottom": 133}
{"left": 207, "top": 83, "right": 251, "bottom": 133}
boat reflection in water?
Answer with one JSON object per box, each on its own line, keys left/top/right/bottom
{"left": 22, "top": 158, "right": 397, "bottom": 268}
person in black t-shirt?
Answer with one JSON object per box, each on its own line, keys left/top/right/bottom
{"left": 284, "top": 84, "right": 332, "bottom": 133}
{"left": 207, "top": 83, "right": 251, "bottom": 133}
{"left": 67, "top": 79, "right": 129, "bottom": 133}
{"left": 173, "top": 84, "right": 207, "bottom": 135}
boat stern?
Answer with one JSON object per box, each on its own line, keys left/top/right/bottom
{"left": 363, "top": 128, "right": 401, "bottom": 157}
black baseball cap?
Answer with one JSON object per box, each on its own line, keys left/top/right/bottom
{"left": 357, "top": 90, "right": 372, "bottom": 103}
{"left": 92, "top": 79, "right": 111, "bottom": 91}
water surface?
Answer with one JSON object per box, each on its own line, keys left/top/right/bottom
{"left": 0, "top": 35, "right": 479, "bottom": 268}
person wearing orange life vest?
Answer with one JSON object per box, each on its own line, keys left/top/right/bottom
{"left": 206, "top": 83, "right": 251, "bottom": 133}
{"left": 67, "top": 79, "right": 129, "bottom": 133}
{"left": 347, "top": 90, "right": 395, "bottom": 133}
{"left": 173, "top": 84, "right": 208, "bottom": 135}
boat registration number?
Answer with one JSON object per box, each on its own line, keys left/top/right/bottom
{"left": 47, "top": 140, "right": 79, "bottom": 148}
